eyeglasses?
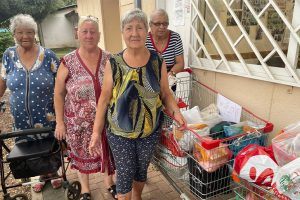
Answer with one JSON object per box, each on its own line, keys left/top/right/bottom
{"left": 80, "top": 15, "right": 99, "bottom": 23}
{"left": 151, "top": 21, "right": 169, "bottom": 27}
{"left": 14, "top": 31, "right": 35, "bottom": 36}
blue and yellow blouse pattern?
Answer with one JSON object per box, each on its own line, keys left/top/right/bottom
{"left": 1, "top": 46, "right": 59, "bottom": 140}
{"left": 107, "top": 50, "right": 163, "bottom": 139}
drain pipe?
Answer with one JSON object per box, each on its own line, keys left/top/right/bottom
{"left": 135, "top": 0, "right": 141, "bottom": 9}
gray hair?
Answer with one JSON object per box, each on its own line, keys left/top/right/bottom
{"left": 78, "top": 15, "right": 99, "bottom": 31}
{"left": 150, "top": 9, "right": 169, "bottom": 23}
{"left": 121, "top": 8, "right": 148, "bottom": 31}
{"left": 10, "top": 14, "right": 38, "bottom": 34}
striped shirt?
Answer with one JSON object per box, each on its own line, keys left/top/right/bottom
{"left": 146, "top": 30, "right": 184, "bottom": 71}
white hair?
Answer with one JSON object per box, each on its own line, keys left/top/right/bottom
{"left": 150, "top": 9, "right": 169, "bottom": 23}
{"left": 78, "top": 15, "right": 99, "bottom": 31}
{"left": 10, "top": 14, "right": 38, "bottom": 34}
{"left": 121, "top": 8, "right": 148, "bottom": 31}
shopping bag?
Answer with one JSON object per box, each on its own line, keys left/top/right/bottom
{"left": 157, "top": 146, "right": 188, "bottom": 179}
{"left": 272, "top": 157, "right": 300, "bottom": 200}
{"left": 272, "top": 121, "right": 300, "bottom": 167}
{"left": 160, "top": 130, "right": 185, "bottom": 157}
{"left": 193, "top": 139, "right": 232, "bottom": 172}
{"left": 233, "top": 144, "right": 278, "bottom": 187}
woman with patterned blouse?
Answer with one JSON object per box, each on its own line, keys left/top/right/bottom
{"left": 54, "top": 16, "right": 116, "bottom": 200}
{"left": 89, "top": 9, "right": 186, "bottom": 200}
{"left": 0, "top": 14, "right": 61, "bottom": 192}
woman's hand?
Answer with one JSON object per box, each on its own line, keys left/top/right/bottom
{"left": 174, "top": 111, "right": 186, "bottom": 131}
{"left": 89, "top": 133, "right": 102, "bottom": 157}
{"left": 55, "top": 123, "right": 66, "bottom": 141}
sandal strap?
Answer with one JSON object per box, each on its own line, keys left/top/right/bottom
{"left": 80, "top": 193, "right": 91, "bottom": 200}
{"left": 107, "top": 185, "right": 117, "bottom": 200}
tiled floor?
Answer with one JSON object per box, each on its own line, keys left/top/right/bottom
{"left": 32, "top": 164, "right": 183, "bottom": 200}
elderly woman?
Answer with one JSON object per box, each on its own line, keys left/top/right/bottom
{"left": 54, "top": 15, "right": 116, "bottom": 200}
{"left": 146, "top": 9, "right": 184, "bottom": 83}
{"left": 0, "top": 14, "right": 61, "bottom": 192}
{"left": 89, "top": 9, "right": 186, "bottom": 200}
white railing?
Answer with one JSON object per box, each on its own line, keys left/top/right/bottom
{"left": 189, "top": 0, "right": 300, "bottom": 87}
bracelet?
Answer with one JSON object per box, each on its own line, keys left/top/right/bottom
{"left": 172, "top": 110, "right": 180, "bottom": 116}
{"left": 170, "top": 70, "right": 176, "bottom": 76}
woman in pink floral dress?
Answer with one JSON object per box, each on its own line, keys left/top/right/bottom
{"left": 54, "top": 16, "right": 115, "bottom": 200}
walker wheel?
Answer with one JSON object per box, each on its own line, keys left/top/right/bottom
{"left": 11, "top": 194, "right": 28, "bottom": 200}
{"left": 65, "top": 181, "right": 81, "bottom": 200}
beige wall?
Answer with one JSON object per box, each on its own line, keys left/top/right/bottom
{"left": 77, "top": 0, "right": 122, "bottom": 53}
{"left": 193, "top": 68, "right": 300, "bottom": 143}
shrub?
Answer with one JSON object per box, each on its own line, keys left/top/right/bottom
{"left": 0, "top": 32, "right": 14, "bottom": 61}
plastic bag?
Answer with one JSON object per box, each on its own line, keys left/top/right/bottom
{"left": 272, "top": 157, "right": 300, "bottom": 200}
{"left": 182, "top": 106, "right": 203, "bottom": 124}
{"left": 272, "top": 121, "right": 300, "bottom": 167}
{"left": 233, "top": 144, "right": 278, "bottom": 187}
{"left": 200, "top": 104, "right": 223, "bottom": 128}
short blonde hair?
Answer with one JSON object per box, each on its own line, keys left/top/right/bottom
{"left": 78, "top": 15, "right": 99, "bottom": 31}
{"left": 10, "top": 14, "right": 38, "bottom": 34}
{"left": 121, "top": 8, "right": 148, "bottom": 31}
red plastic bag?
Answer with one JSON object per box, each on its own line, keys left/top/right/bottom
{"left": 233, "top": 144, "right": 278, "bottom": 187}
{"left": 160, "top": 130, "right": 185, "bottom": 157}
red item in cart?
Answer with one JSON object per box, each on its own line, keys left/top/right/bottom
{"left": 160, "top": 130, "right": 185, "bottom": 157}
{"left": 194, "top": 140, "right": 232, "bottom": 172}
{"left": 233, "top": 144, "right": 278, "bottom": 187}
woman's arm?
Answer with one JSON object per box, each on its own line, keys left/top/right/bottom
{"left": 170, "top": 54, "right": 184, "bottom": 74}
{"left": 89, "top": 61, "right": 113, "bottom": 157}
{"left": 54, "top": 63, "right": 68, "bottom": 140}
{"left": 160, "top": 61, "right": 186, "bottom": 128}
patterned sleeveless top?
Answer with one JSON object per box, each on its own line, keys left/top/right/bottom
{"left": 107, "top": 50, "right": 164, "bottom": 139}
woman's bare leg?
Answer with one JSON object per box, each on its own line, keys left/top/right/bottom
{"left": 77, "top": 171, "right": 90, "bottom": 194}
{"left": 132, "top": 181, "right": 145, "bottom": 200}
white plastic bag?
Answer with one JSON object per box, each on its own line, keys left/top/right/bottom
{"left": 272, "top": 121, "right": 300, "bottom": 166}
{"left": 272, "top": 157, "right": 300, "bottom": 200}
{"left": 181, "top": 106, "right": 203, "bottom": 124}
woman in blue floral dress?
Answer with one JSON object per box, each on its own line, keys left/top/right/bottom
{"left": 0, "top": 14, "right": 60, "bottom": 192}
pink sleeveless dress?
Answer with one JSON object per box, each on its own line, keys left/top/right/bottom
{"left": 61, "top": 49, "right": 114, "bottom": 174}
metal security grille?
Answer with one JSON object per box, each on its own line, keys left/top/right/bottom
{"left": 189, "top": 0, "right": 300, "bottom": 87}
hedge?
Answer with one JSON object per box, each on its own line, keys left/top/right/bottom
{"left": 0, "top": 32, "right": 14, "bottom": 61}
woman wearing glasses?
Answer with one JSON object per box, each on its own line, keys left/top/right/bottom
{"left": 146, "top": 9, "right": 185, "bottom": 86}
{"left": 89, "top": 9, "right": 186, "bottom": 200}
{"left": 0, "top": 14, "right": 61, "bottom": 192}
{"left": 54, "top": 16, "right": 116, "bottom": 200}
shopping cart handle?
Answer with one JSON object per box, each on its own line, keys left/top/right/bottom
{"left": 263, "top": 122, "right": 274, "bottom": 133}
{"left": 0, "top": 127, "right": 54, "bottom": 140}
{"left": 180, "top": 68, "right": 192, "bottom": 74}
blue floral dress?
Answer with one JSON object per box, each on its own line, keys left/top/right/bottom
{"left": 1, "top": 46, "right": 59, "bottom": 142}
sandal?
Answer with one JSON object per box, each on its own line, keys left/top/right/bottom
{"left": 51, "top": 178, "right": 62, "bottom": 189}
{"left": 32, "top": 181, "right": 46, "bottom": 193}
{"left": 79, "top": 193, "right": 91, "bottom": 200}
{"left": 107, "top": 185, "right": 117, "bottom": 200}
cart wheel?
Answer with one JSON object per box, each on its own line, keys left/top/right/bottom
{"left": 65, "top": 181, "right": 81, "bottom": 200}
{"left": 11, "top": 194, "right": 28, "bottom": 200}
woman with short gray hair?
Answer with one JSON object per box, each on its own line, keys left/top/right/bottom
{"left": 90, "top": 8, "right": 186, "bottom": 200}
{"left": 0, "top": 13, "right": 61, "bottom": 192}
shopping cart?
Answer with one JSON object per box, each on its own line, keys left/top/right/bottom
{"left": 152, "top": 69, "right": 274, "bottom": 200}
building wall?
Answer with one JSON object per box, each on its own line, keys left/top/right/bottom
{"left": 41, "top": 8, "right": 77, "bottom": 48}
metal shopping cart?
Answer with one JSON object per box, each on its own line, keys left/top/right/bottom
{"left": 152, "top": 69, "right": 274, "bottom": 200}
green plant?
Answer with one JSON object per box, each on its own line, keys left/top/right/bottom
{"left": 0, "top": 32, "right": 14, "bottom": 60}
